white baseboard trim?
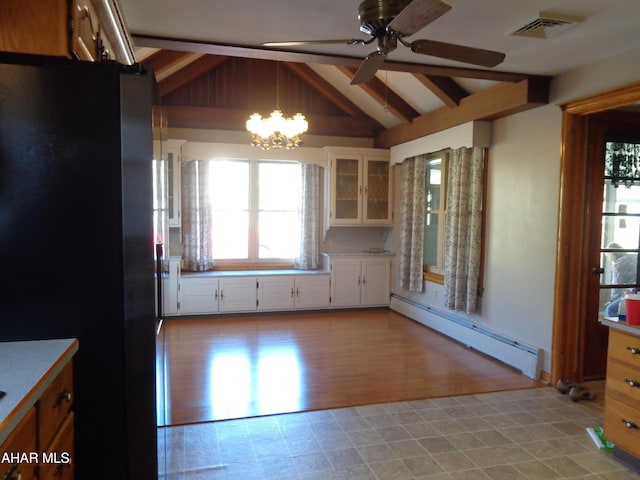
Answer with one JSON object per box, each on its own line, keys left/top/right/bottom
{"left": 390, "top": 294, "right": 541, "bottom": 380}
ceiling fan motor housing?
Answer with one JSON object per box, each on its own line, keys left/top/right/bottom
{"left": 358, "top": 0, "right": 412, "bottom": 36}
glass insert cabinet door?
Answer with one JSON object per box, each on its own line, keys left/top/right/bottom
{"left": 334, "top": 157, "right": 361, "bottom": 222}
{"left": 329, "top": 154, "right": 392, "bottom": 226}
{"left": 364, "top": 158, "right": 391, "bottom": 222}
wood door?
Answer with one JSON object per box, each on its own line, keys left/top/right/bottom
{"left": 582, "top": 110, "right": 640, "bottom": 378}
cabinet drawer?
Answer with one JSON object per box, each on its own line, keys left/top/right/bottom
{"left": 605, "top": 396, "right": 640, "bottom": 458}
{"left": 607, "top": 359, "right": 640, "bottom": 403}
{"left": 608, "top": 329, "right": 640, "bottom": 368}
{"left": 38, "top": 361, "right": 73, "bottom": 450}
{"left": 40, "top": 412, "right": 74, "bottom": 480}
{"left": 0, "top": 408, "right": 37, "bottom": 480}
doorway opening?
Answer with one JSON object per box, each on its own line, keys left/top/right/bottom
{"left": 553, "top": 82, "right": 640, "bottom": 383}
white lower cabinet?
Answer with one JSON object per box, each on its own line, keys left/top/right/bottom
{"left": 328, "top": 255, "right": 392, "bottom": 308}
{"left": 258, "top": 275, "right": 330, "bottom": 311}
{"left": 178, "top": 274, "right": 332, "bottom": 315}
{"left": 179, "top": 276, "right": 258, "bottom": 314}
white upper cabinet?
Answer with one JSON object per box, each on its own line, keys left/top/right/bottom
{"left": 325, "top": 147, "right": 392, "bottom": 231}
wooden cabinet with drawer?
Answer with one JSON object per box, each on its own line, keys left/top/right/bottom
{"left": 38, "top": 361, "right": 74, "bottom": 479}
{"left": 604, "top": 327, "right": 640, "bottom": 465}
{"left": 0, "top": 408, "right": 38, "bottom": 480}
{"left": 0, "top": 0, "right": 134, "bottom": 63}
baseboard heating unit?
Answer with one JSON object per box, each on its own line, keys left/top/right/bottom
{"left": 390, "top": 294, "right": 541, "bottom": 380}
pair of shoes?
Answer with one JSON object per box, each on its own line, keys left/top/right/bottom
{"left": 569, "top": 385, "right": 596, "bottom": 402}
{"left": 556, "top": 378, "right": 576, "bottom": 394}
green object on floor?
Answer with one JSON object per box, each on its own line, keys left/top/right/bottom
{"left": 586, "top": 427, "right": 614, "bottom": 451}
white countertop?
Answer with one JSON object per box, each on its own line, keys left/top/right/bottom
{"left": 601, "top": 318, "right": 640, "bottom": 336}
{"left": 182, "top": 268, "right": 330, "bottom": 277}
{"left": 0, "top": 338, "right": 78, "bottom": 445}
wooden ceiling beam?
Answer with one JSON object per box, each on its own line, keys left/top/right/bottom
{"left": 143, "top": 49, "right": 195, "bottom": 77}
{"left": 163, "top": 105, "right": 384, "bottom": 138}
{"left": 132, "top": 35, "right": 538, "bottom": 83}
{"left": 337, "top": 66, "right": 420, "bottom": 124}
{"left": 375, "top": 77, "right": 551, "bottom": 148}
{"left": 413, "top": 74, "right": 469, "bottom": 108}
{"left": 157, "top": 55, "right": 230, "bottom": 97}
{"left": 282, "top": 62, "right": 366, "bottom": 118}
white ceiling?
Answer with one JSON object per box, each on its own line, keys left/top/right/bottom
{"left": 119, "top": 0, "right": 640, "bottom": 128}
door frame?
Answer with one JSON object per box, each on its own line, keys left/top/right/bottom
{"left": 552, "top": 80, "right": 640, "bottom": 383}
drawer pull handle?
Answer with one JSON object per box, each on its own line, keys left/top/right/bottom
{"left": 622, "top": 418, "right": 639, "bottom": 429}
{"left": 627, "top": 346, "right": 640, "bottom": 355}
{"left": 53, "top": 390, "right": 72, "bottom": 408}
{"left": 625, "top": 378, "right": 640, "bottom": 388}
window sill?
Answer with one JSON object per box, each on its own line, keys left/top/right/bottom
{"left": 423, "top": 271, "right": 444, "bottom": 285}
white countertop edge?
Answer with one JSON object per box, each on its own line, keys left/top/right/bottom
{"left": 0, "top": 338, "right": 78, "bottom": 446}
{"left": 600, "top": 318, "right": 640, "bottom": 336}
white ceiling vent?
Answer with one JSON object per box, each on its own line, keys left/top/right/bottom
{"left": 510, "top": 12, "right": 583, "bottom": 39}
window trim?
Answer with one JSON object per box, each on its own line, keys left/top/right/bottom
{"left": 209, "top": 158, "right": 302, "bottom": 270}
{"left": 423, "top": 154, "right": 446, "bottom": 283}
{"left": 422, "top": 149, "right": 488, "bottom": 297}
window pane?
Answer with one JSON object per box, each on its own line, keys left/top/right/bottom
{"left": 259, "top": 212, "right": 300, "bottom": 259}
{"left": 423, "top": 213, "right": 439, "bottom": 267}
{"left": 259, "top": 162, "right": 301, "bottom": 210}
{"left": 211, "top": 211, "right": 249, "bottom": 259}
{"left": 210, "top": 160, "right": 249, "bottom": 209}
{"left": 426, "top": 159, "right": 441, "bottom": 211}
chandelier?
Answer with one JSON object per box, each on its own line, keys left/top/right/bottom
{"left": 246, "top": 63, "right": 308, "bottom": 150}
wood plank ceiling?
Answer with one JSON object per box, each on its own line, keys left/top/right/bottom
{"left": 142, "top": 47, "right": 551, "bottom": 148}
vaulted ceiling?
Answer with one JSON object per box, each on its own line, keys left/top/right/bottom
{"left": 121, "top": 0, "right": 640, "bottom": 147}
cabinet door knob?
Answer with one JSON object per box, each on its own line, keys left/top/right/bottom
{"left": 53, "top": 390, "right": 72, "bottom": 408}
{"left": 622, "top": 419, "right": 639, "bottom": 429}
{"left": 625, "top": 378, "right": 640, "bottom": 388}
{"left": 627, "top": 346, "right": 640, "bottom": 355}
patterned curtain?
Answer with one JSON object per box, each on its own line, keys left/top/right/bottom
{"left": 444, "top": 147, "right": 485, "bottom": 313}
{"left": 181, "top": 160, "right": 214, "bottom": 271}
{"left": 399, "top": 155, "right": 427, "bottom": 292}
{"left": 295, "top": 163, "right": 320, "bottom": 269}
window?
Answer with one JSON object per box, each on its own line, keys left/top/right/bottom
{"left": 209, "top": 159, "right": 302, "bottom": 266}
{"left": 423, "top": 157, "right": 445, "bottom": 279}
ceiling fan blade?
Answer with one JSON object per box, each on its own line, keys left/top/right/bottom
{"left": 350, "top": 51, "right": 386, "bottom": 85}
{"left": 388, "top": 0, "right": 452, "bottom": 37}
{"left": 263, "top": 39, "right": 366, "bottom": 47}
{"left": 410, "top": 39, "right": 505, "bottom": 67}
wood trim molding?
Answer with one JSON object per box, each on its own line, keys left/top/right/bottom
{"left": 375, "top": 77, "right": 551, "bottom": 148}
{"left": 336, "top": 66, "right": 421, "bottom": 124}
{"left": 163, "top": 105, "right": 383, "bottom": 137}
{"left": 551, "top": 80, "right": 640, "bottom": 384}
{"left": 132, "top": 34, "right": 537, "bottom": 83}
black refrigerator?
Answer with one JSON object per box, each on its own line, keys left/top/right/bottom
{"left": 0, "top": 52, "right": 157, "bottom": 480}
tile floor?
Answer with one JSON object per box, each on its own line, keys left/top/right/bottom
{"left": 158, "top": 383, "right": 640, "bottom": 479}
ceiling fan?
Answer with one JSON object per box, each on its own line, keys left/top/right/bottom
{"left": 264, "top": 0, "right": 506, "bottom": 85}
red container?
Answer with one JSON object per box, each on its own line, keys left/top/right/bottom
{"left": 626, "top": 295, "right": 640, "bottom": 325}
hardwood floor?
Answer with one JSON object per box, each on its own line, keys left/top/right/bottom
{"left": 157, "top": 309, "right": 542, "bottom": 426}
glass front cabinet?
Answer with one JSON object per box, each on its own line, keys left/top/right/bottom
{"left": 325, "top": 147, "right": 392, "bottom": 228}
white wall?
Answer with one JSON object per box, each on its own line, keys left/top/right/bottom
{"left": 388, "top": 46, "right": 640, "bottom": 375}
